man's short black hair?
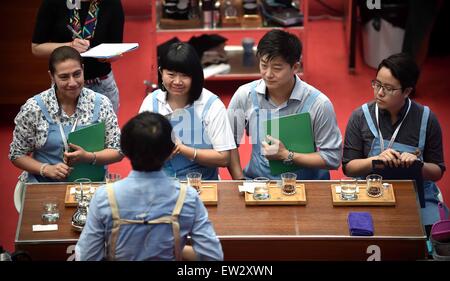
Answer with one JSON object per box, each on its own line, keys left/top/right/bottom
{"left": 121, "top": 112, "right": 175, "bottom": 172}
{"left": 377, "top": 53, "right": 420, "bottom": 92}
{"left": 256, "top": 29, "right": 302, "bottom": 66}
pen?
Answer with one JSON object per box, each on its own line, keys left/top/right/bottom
{"left": 66, "top": 24, "right": 83, "bottom": 39}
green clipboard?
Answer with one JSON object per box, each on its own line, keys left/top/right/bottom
{"left": 264, "top": 112, "right": 315, "bottom": 175}
{"left": 67, "top": 122, "right": 106, "bottom": 182}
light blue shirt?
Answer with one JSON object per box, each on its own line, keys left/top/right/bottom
{"left": 228, "top": 76, "right": 342, "bottom": 169}
{"left": 75, "top": 170, "right": 223, "bottom": 261}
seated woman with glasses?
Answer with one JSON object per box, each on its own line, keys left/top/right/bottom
{"left": 138, "top": 42, "right": 236, "bottom": 180}
{"left": 342, "top": 53, "right": 447, "bottom": 235}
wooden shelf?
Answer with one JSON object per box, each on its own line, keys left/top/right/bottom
{"left": 204, "top": 45, "right": 303, "bottom": 81}
{"left": 155, "top": 26, "right": 304, "bottom": 46}
{"left": 149, "top": 0, "right": 309, "bottom": 84}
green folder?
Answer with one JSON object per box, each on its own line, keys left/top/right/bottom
{"left": 67, "top": 122, "right": 106, "bottom": 182}
{"left": 264, "top": 112, "right": 315, "bottom": 175}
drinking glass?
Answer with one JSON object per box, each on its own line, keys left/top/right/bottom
{"left": 253, "top": 177, "right": 270, "bottom": 200}
{"left": 340, "top": 177, "right": 358, "bottom": 200}
{"left": 186, "top": 172, "right": 202, "bottom": 194}
{"left": 281, "top": 172, "right": 297, "bottom": 195}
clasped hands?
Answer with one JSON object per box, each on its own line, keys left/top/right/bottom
{"left": 44, "top": 143, "right": 91, "bottom": 180}
{"left": 377, "top": 148, "right": 419, "bottom": 168}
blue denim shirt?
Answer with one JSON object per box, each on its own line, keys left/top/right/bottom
{"left": 75, "top": 170, "right": 223, "bottom": 260}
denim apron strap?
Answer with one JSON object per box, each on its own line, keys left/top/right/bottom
{"left": 34, "top": 95, "right": 54, "bottom": 124}
{"left": 249, "top": 81, "right": 262, "bottom": 141}
{"left": 32, "top": 94, "right": 66, "bottom": 182}
{"left": 91, "top": 93, "right": 102, "bottom": 123}
{"left": 418, "top": 106, "right": 430, "bottom": 153}
{"left": 300, "top": 88, "right": 319, "bottom": 113}
{"left": 202, "top": 95, "right": 218, "bottom": 121}
{"left": 362, "top": 103, "right": 379, "bottom": 138}
{"left": 151, "top": 90, "right": 162, "bottom": 113}
{"left": 198, "top": 95, "right": 219, "bottom": 145}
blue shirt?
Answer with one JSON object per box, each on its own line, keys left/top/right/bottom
{"left": 228, "top": 76, "right": 342, "bottom": 169}
{"left": 75, "top": 170, "right": 223, "bottom": 261}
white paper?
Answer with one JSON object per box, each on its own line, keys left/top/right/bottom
{"left": 81, "top": 43, "right": 139, "bottom": 59}
{"left": 32, "top": 224, "right": 58, "bottom": 232}
{"left": 203, "top": 63, "right": 231, "bottom": 78}
{"left": 238, "top": 182, "right": 263, "bottom": 194}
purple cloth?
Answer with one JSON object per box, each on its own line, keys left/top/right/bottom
{"left": 348, "top": 212, "right": 374, "bottom": 236}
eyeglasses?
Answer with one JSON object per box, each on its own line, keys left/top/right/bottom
{"left": 371, "top": 80, "right": 402, "bottom": 96}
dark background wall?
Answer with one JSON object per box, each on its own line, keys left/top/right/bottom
{"left": 0, "top": 1, "right": 48, "bottom": 104}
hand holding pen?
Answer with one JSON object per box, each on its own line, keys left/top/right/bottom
{"left": 67, "top": 25, "right": 90, "bottom": 53}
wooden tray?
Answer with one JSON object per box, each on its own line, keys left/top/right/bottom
{"left": 331, "top": 183, "right": 396, "bottom": 206}
{"left": 64, "top": 184, "right": 101, "bottom": 207}
{"left": 199, "top": 183, "right": 218, "bottom": 206}
{"left": 180, "top": 183, "right": 218, "bottom": 206}
{"left": 245, "top": 183, "right": 306, "bottom": 205}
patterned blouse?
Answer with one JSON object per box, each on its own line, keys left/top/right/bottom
{"left": 9, "top": 87, "right": 121, "bottom": 161}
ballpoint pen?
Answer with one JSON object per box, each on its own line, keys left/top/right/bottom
{"left": 66, "top": 24, "right": 83, "bottom": 39}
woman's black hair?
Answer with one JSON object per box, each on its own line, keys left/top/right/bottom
{"left": 159, "top": 42, "right": 204, "bottom": 105}
{"left": 121, "top": 112, "right": 175, "bottom": 172}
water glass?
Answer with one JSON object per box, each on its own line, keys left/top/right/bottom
{"left": 186, "top": 172, "right": 202, "bottom": 194}
{"left": 366, "top": 174, "right": 383, "bottom": 198}
{"left": 340, "top": 177, "right": 358, "bottom": 200}
{"left": 281, "top": 172, "right": 297, "bottom": 195}
{"left": 41, "top": 196, "right": 60, "bottom": 223}
{"left": 253, "top": 177, "right": 270, "bottom": 200}
{"left": 73, "top": 178, "right": 93, "bottom": 202}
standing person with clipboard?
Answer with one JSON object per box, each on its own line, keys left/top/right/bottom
{"left": 342, "top": 53, "right": 448, "bottom": 233}
{"left": 31, "top": 0, "right": 124, "bottom": 113}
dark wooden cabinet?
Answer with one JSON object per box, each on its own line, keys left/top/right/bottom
{"left": 0, "top": 1, "right": 49, "bottom": 105}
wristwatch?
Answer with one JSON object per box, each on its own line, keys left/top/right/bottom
{"left": 283, "top": 151, "right": 294, "bottom": 165}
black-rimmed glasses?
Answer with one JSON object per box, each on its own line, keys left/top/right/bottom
{"left": 371, "top": 80, "right": 402, "bottom": 96}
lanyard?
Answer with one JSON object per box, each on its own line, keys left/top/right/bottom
{"left": 59, "top": 117, "right": 79, "bottom": 152}
{"left": 375, "top": 98, "right": 411, "bottom": 152}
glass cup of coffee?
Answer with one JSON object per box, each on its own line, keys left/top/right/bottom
{"left": 340, "top": 177, "right": 358, "bottom": 200}
{"left": 366, "top": 174, "right": 383, "bottom": 198}
{"left": 186, "top": 172, "right": 202, "bottom": 194}
{"left": 281, "top": 172, "right": 297, "bottom": 195}
{"left": 253, "top": 177, "right": 270, "bottom": 200}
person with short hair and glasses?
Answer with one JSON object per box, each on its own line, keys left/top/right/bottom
{"left": 342, "top": 53, "right": 447, "bottom": 235}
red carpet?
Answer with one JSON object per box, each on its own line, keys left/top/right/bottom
{"left": 1, "top": 19, "right": 449, "bottom": 253}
